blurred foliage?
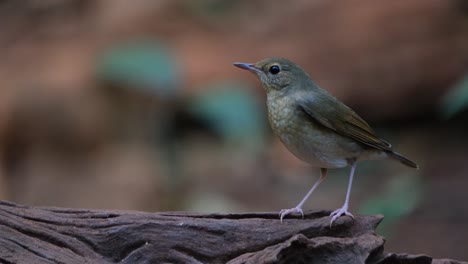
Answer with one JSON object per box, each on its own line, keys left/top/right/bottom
{"left": 439, "top": 74, "right": 468, "bottom": 119}
{"left": 181, "top": 0, "right": 237, "bottom": 19}
{"left": 188, "top": 82, "right": 267, "bottom": 152}
{"left": 96, "top": 40, "right": 181, "bottom": 97}
{"left": 359, "top": 174, "right": 424, "bottom": 237}
{"left": 184, "top": 192, "right": 243, "bottom": 213}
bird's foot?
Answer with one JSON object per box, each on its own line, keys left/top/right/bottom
{"left": 279, "top": 207, "right": 304, "bottom": 223}
{"left": 329, "top": 206, "right": 354, "bottom": 227}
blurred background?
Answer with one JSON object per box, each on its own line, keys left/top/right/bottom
{"left": 0, "top": 0, "right": 467, "bottom": 260}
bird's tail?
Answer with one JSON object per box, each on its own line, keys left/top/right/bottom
{"left": 387, "top": 151, "right": 419, "bottom": 169}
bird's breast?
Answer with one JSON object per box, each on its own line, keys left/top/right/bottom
{"left": 266, "top": 94, "right": 363, "bottom": 168}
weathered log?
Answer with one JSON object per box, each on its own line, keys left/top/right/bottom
{"left": 0, "top": 201, "right": 465, "bottom": 264}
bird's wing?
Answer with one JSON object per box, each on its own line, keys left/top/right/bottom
{"left": 296, "top": 94, "right": 392, "bottom": 151}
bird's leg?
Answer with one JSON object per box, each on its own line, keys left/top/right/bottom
{"left": 330, "top": 160, "right": 357, "bottom": 227}
{"left": 280, "top": 168, "right": 327, "bottom": 222}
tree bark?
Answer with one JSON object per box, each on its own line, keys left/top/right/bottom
{"left": 0, "top": 201, "right": 464, "bottom": 264}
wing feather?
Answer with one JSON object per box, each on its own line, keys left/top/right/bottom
{"left": 296, "top": 94, "right": 392, "bottom": 151}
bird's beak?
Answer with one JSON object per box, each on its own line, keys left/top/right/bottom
{"left": 233, "top": 62, "right": 262, "bottom": 74}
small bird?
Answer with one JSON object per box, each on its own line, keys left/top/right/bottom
{"left": 233, "top": 58, "right": 418, "bottom": 226}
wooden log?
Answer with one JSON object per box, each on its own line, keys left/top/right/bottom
{"left": 0, "top": 201, "right": 464, "bottom": 264}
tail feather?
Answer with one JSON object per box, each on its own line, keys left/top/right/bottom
{"left": 387, "top": 151, "right": 419, "bottom": 169}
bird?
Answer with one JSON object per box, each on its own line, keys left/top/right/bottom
{"left": 233, "top": 58, "right": 418, "bottom": 226}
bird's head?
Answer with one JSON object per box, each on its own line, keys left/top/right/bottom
{"left": 233, "top": 58, "right": 310, "bottom": 93}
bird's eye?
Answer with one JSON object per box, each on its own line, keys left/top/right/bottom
{"left": 269, "top": 65, "right": 280, "bottom": 75}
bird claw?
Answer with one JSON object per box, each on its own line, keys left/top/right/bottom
{"left": 329, "top": 206, "right": 354, "bottom": 227}
{"left": 279, "top": 207, "right": 304, "bottom": 223}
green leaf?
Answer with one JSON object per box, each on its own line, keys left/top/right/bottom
{"left": 359, "top": 173, "right": 423, "bottom": 236}
{"left": 96, "top": 40, "right": 181, "bottom": 96}
{"left": 439, "top": 74, "right": 468, "bottom": 119}
{"left": 188, "top": 82, "right": 267, "bottom": 148}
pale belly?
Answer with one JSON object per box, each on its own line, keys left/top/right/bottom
{"left": 273, "top": 119, "right": 358, "bottom": 168}
{"left": 267, "top": 96, "right": 381, "bottom": 168}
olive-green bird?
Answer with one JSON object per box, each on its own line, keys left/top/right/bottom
{"left": 233, "top": 58, "right": 418, "bottom": 226}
